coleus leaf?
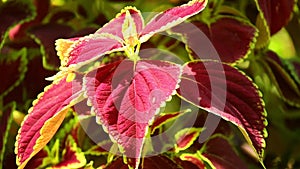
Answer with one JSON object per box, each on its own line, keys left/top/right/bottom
{"left": 0, "top": 0, "right": 35, "bottom": 49}
{"left": 202, "top": 136, "right": 248, "bottom": 169}
{"left": 178, "top": 61, "right": 267, "bottom": 160}
{"left": 52, "top": 135, "right": 86, "bottom": 169}
{"left": 0, "top": 48, "right": 28, "bottom": 98}
{"left": 24, "top": 148, "right": 49, "bottom": 169}
{"left": 255, "top": 0, "right": 295, "bottom": 35}
{"left": 55, "top": 33, "right": 124, "bottom": 68}
{"left": 150, "top": 110, "right": 188, "bottom": 134}
{"left": 15, "top": 77, "right": 84, "bottom": 169}
{"left": 139, "top": 0, "right": 208, "bottom": 43}
{"left": 172, "top": 16, "right": 258, "bottom": 63}
{"left": 174, "top": 128, "right": 202, "bottom": 153}
{"left": 105, "top": 155, "right": 182, "bottom": 169}
{"left": 84, "top": 60, "right": 181, "bottom": 168}
{"left": 0, "top": 102, "right": 15, "bottom": 169}
{"left": 265, "top": 51, "right": 300, "bottom": 107}
{"left": 84, "top": 140, "right": 114, "bottom": 156}
{"left": 59, "top": 0, "right": 207, "bottom": 70}
{"left": 179, "top": 154, "right": 206, "bottom": 169}
{"left": 28, "top": 23, "right": 74, "bottom": 70}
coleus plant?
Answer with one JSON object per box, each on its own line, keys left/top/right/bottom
{"left": 14, "top": 0, "right": 268, "bottom": 169}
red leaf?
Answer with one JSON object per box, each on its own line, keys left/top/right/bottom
{"left": 0, "top": 102, "right": 15, "bottom": 167}
{"left": 140, "top": 0, "right": 208, "bottom": 43}
{"left": 29, "top": 23, "right": 74, "bottom": 69}
{"left": 256, "top": 0, "right": 294, "bottom": 35}
{"left": 0, "top": 48, "right": 28, "bottom": 97}
{"left": 179, "top": 154, "right": 205, "bottom": 169}
{"left": 150, "top": 111, "right": 183, "bottom": 134}
{"left": 175, "top": 128, "right": 202, "bottom": 153}
{"left": 15, "top": 77, "right": 83, "bottom": 169}
{"left": 52, "top": 136, "right": 86, "bottom": 169}
{"left": 203, "top": 137, "right": 248, "bottom": 169}
{"left": 178, "top": 61, "right": 267, "bottom": 159}
{"left": 105, "top": 155, "right": 182, "bottom": 169}
{"left": 172, "top": 17, "right": 257, "bottom": 63}
{"left": 84, "top": 60, "right": 181, "bottom": 168}
{"left": 0, "top": 0, "right": 35, "bottom": 48}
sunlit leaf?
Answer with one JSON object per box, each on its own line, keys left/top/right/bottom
{"left": 178, "top": 61, "right": 267, "bottom": 160}
{"left": 96, "top": 6, "right": 144, "bottom": 40}
{"left": 0, "top": 102, "right": 15, "bottom": 169}
{"left": 84, "top": 60, "right": 181, "bottom": 168}
{"left": 15, "top": 77, "right": 84, "bottom": 169}
{"left": 0, "top": 0, "right": 35, "bottom": 49}
{"left": 140, "top": 0, "right": 208, "bottom": 43}
{"left": 57, "top": 33, "right": 124, "bottom": 68}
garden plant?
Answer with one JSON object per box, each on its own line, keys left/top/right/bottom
{"left": 1, "top": 0, "right": 300, "bottom": 168}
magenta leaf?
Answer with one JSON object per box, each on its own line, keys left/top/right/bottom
{"left": 96, "top": 7, "right": 144, "bottom": 39}
{"left": 172, "top": 16, "right": 257, "bottom": 63}
{"left": 178, "top": 61, "right": 267, "bottom": 159}
{"left": 84, "top": 59, "right": 181, "bottom": 168}
{"left": 0, "top": 102, "right": 15, "bottom": 169}
{"left": 202, "top": 136, "right": 248, "bottom": 169}
{"left": 15, "top": 77, "right": 84, "bottom": 169}
{"left": 0, "top": 48, "right": 28, "bottom": 98}
{"left": 139, "top": 0, "right": 208, "bottom": 43}
{"left": 255, "top": 0, "right": 294, "bottom": 35}
{"left": 56, "top": 34, "right": 124, "bottom": 68}
{"left": 0, "top": 0, "right": 35, "bottom": 48}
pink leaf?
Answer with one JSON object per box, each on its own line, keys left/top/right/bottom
{"left": 15, "top": 77, "right": 83, "bottom": 169}
{"left": 84, "top": 60, "right": 181, "bottom": 168}
{"left": 56, "top": 34, "right": 124, "bottom": 68}
{"left": 178, "top": 61, "right": 267, "bottom": 159}
{"left": 140, "top": 0, "right": 208, "bottom": 43}
{"left": 95, "top": 7, "right": 144, "bottom": 39}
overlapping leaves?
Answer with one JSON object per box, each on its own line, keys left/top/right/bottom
{"left": 14, "top": 0, "right": 268, "bottom": 169}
